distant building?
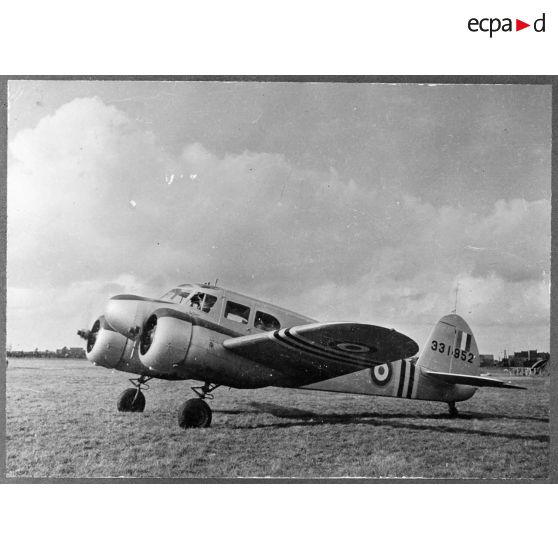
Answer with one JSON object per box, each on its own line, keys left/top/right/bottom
{"left": 480, "top": 354, "right": 495, "bottom": 366}
{"left": 497, "top": 348, "right": 549, "bottom": 368}
{"left": 509, "top": 350, "right": 548, "bottom": 368}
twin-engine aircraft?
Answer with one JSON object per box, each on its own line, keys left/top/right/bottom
{"left": 78, "top": 282, "right": 524, "bottom": 428}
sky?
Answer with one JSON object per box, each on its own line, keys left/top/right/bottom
{"left": 6, "top": 80, "right": 551, "bottom": 356}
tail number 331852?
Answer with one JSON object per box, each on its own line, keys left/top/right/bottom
{"left": 431, "top": 340, "right": 474, "bottom": 363}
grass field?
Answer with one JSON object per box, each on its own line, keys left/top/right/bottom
{"left": 5, "top": 358, "right": 549, "bottom": 479}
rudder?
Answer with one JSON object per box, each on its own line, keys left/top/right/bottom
{"left": 417, "top": 314, "right": 480, "bottom": 376}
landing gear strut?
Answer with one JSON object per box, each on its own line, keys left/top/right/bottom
{"left": 448, "top": 401, "right": 458, "bottom": 418}
{"left": 117, "top": 376, "right": 151, "bottom": 413}
{"left": 178, "top": 382, "right": 220, "bottom": 429}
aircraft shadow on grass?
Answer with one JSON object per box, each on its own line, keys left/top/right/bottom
{"left": 212, "top": 403, "right": 549, "bottom": 443}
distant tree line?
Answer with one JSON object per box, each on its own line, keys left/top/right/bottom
{"left": 7, "top": 346, "right": 86, "bottom": 359}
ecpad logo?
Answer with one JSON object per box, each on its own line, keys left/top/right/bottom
{"left": 468, "top": 13, "right": 545, "bottom": 37}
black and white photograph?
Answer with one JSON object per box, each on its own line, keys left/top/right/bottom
{"left": 5, "top": 79, "right": 551, "bottom": 479}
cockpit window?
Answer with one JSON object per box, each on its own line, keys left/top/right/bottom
{"left": 201, "top": 295, "right": 217, "bottom": 313}
{"left": 254, "top": 311, "right": 281, "bottom": 331}
{"left": 224, "top": 300, "right": 251, "bottom": 324}
{"left": 188, "top": 292, "right": 218, "bottom": 313}
{"left": 161, "top": 288, "right": 192, "bottom": 303}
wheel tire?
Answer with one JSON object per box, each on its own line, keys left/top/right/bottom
{"left": 117, "top": 388, "right": 146, "bottom": 412}
{"left": 448, "top": 402, "right": 458, "bottom": 419}
{"left": 178, "top": 398, "right": 212, "bottom": 429}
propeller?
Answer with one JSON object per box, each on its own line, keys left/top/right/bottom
{"left": 140, "top": 315, "right": 158, "bottom": 355}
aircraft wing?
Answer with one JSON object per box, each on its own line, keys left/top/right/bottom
{"left": 423, "top": 370, "right": 526, "bottom": 389}
{"left": 222, "top": 322, "right": 418, "bottom": 386}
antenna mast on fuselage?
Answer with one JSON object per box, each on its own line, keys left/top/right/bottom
{"left": 452, "top": 280, "right": 460, "bottom": 314}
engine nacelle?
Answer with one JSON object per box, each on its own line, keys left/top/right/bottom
{"left": 138, "top": 309, "right": 193, "bottom": 372}
{"left": 85, "top": 316, "right": 129, "bottom": 368}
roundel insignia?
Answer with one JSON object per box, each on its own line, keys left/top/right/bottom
{"left": 335, "top": 342, "right": 373, "bottom": 353}
{"left": 370, "top": 362, "right": 392, "bottom": 386}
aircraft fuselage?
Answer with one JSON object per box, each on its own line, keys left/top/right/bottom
{"left": 84, "top": 283, "right": 476, "bottom": 401}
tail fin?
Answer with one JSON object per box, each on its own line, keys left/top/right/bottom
{"left": 417, "top": 314, "right": 480, "bottom": 375}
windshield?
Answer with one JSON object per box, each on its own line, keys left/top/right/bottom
{"left": 160, "top": 288, "right": 192, "bottom": 303}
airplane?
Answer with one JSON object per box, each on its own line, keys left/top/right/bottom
{"left": 77, "top": 282, "right": 525, "bottom": 428}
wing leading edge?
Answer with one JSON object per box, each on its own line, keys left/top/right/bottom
{"left": 223, "top": 322, "right": 418, "bottom": 386}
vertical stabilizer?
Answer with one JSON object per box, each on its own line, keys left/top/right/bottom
{"left": 416, "top": 314, "right": 480, "bottom": 375}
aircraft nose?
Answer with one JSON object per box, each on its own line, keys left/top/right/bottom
{"left": 105, "top": 295, "right": 150, "bottom": 338}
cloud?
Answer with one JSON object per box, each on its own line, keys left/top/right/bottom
{"left": 7, "top": 275, "right": 151, "bottom": 351}
{"left": 467, "top": 198, "right": 550, "bottom": 282}
{"left": 7, "top": 97, "right": 550, "bottom": 352}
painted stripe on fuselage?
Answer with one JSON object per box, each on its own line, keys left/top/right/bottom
{"left": 396, "top": 359, "right": 406, "bottom": 397}
{"left": 411, "top": 362, "right": 420, "bottom": 399}
{"left": 464, "top": 332, "right": 471, "bottom": 352}
{"left": 401, "top": 361, "right": 411, "bottom": 398}
{"left": 391, "top": 359, "right": 419, "bottom": 399}
{"left": 406, "top": 362, "right": 415, "bottom": 398}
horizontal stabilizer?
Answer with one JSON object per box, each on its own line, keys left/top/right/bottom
{"left": 423, "top": 369, "right": 526, "bottom": 390}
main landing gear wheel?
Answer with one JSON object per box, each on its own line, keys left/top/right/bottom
{"left": 448, "top": 401, "right": 459, "bottom": 418}
{"left": 178, "top": 399, "right": 212, "bottom": 429}
{"left": 117, "top": 376, "right": 151, "bottom": 412}
{"left": 177, "top": 382, "right": 220, "bottom": 429}
{"left": 117, "top": 388, "right": 146, "bottom": 412}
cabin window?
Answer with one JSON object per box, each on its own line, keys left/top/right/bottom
{"left": 188, "top": 292, "right": 218, "bottom": 313}
{"left": 224, "top": 301, "right": 251, "bottom": 324}
{"left": 254, "top": 311, "right": 281, "bottom": 332}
